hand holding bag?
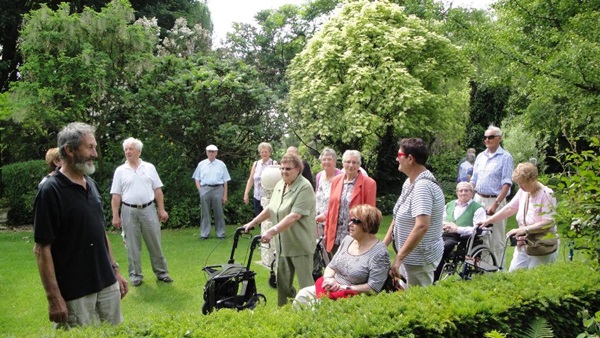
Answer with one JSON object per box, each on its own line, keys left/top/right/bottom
{"left": 522, "top": 192, "right": 559, "bottom": 256}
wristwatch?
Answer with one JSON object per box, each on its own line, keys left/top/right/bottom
{"left": 111, "top": 263, "right": 120, "bottom": 270}
{"left": 345, "top": 285, "right": 351, "bottom": 291}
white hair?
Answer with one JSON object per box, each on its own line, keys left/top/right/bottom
{"left": 342, "top": 150, "right": 361, "bottom": 164}
{"left": 487, "top": 125, "right": 502, "bottom": 137}
{"left": 123, "top": 137, "right": 143, "bottom": 151}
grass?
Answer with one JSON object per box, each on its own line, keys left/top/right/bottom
{"left": 0, "top": 216, "right": 543, "bottom": 337}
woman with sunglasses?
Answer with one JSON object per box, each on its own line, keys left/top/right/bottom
{"left": 322, "top": 150, "right": 377, "bottom": 257}
{"left": 294, "top": 204, "right": 390, "bottom": 306}
{"left": 243, "top": 153, "right": 316, "bottom": 307}
{"left": 383, "top": 138, "right": 445, "bottom": 288}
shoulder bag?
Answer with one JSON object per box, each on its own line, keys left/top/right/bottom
{"left": 522, "top": 192, "right": 559, "bottom": 256}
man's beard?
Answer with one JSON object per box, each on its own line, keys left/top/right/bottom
{"left": 73, "top": 153, "right": 96, "bottom": 175}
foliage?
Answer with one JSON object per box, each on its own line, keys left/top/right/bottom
{"left": 286, "top": 0, "right": 472, "bottom": 190}
{"left": 552, "top": 137, "right": 600, "bottom": 267}
{"left": 0, "top": 160, "right": 46, "bottom": 225}
{"left": 8, "top": 260, "right": 598, "bottom": 337}
{"left": 8, "top": 0, "right": 157, "bottom": 173}
{"left": 578, "top": 309, "right": 600, "bottom": 338}
{"left": 476, "top": 0, "right": 600, "bottom": 148}
{"left": 501, "top": 114, "right": 547, "bottom": 172}
{"left": 0, "top": 0, "right": 212, "bottom": 93}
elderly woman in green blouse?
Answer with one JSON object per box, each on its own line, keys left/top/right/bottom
{"left": 243, "top": 153, "right": 316, "bottom": 306}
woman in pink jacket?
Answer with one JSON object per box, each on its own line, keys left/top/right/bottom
{"left": 318, "top": 150, "right": 377, "bottom": 256}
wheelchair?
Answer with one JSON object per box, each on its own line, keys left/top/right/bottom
{"left": 438, "top": 225, "right": 505, "bottom": 281}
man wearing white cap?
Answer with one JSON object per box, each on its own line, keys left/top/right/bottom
{"left": 192, "top": 145, "right": 231, "bottom": 239}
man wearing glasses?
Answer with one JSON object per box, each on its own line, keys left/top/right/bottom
{"left": 471, "top": 125, "right": 514, "bottom": 266}
{"left": 192, "top": 144, "right": 231, "bottom": 239}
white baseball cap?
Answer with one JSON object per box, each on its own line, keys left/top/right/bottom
{"left": 206, "top": 144, "right": 218, "bottom": 151}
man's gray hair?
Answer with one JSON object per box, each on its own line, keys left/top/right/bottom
{"left": 342, "top": 150, "right": 361, "bottom": 165}
{"left": 456, "top": 181, "right": 474, "bottom": 191}
{"left": 487, "top": 125, "right": 502, "bottom": 136}
{"left": 123, "top": 137, "right": 143, "bottom": 152}
{"left": 58, "top": 122, "right": 95, "bottom": 158}
{"left": 319, "top": 147, "right": 338, "bottom": 162}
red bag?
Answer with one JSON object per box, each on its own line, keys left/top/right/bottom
{"left": 314, "top": 276, "right": 359, "bottom": 300}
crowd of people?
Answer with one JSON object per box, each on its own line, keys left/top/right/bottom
{"left": 33, "top": 122, "right": 558, "bottom": 328}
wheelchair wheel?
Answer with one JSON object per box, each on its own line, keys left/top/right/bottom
{"left": 439, "top": 261, "right": 462, "bottom": 281}
{"left": 463, "top": 245, "right": 498, "bottom": 279}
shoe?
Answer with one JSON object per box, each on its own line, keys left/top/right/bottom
{"left": 217, "top": 236, "right": 225, "bottom": 240}
{"left": 158, "top": 276, "right": 173, "bottom": 283}
{"left": 200, "top": 236, "right": 209, "bottom": 240}
{"left": 131, "top": 280, "right": 143, "bottom": 287}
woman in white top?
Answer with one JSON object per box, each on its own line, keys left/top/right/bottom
{"left": 314, "top": 148, "right": 342, "bottom": 237}
{"left": 482, "top": 162, "right": 558, "bottom": 271}
{"left": 243, "top": 142, "right": 277, "bottom": 216}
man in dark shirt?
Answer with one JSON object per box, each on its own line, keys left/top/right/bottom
{"left": 34, "top": 122, "right": 128, "bottom": 328}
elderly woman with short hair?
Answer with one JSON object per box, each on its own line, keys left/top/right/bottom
{"left": 315, "top": 148, "right": 343, "bottom": 237}
{"left": 482, "top": 162, "right": 558, "bottom": 271}
{"left": 243, "top": 153, "right": 316, "bottom": 306}
{"left": 243, "top": 142, "right": 277, "bottom": 216}
{"left": 323, "top": 150, "right": 377, "bottom": 257}
{"left": 294, "top": 204, "right": 390, "bottom": 306}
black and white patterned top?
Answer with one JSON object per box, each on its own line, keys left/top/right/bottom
{"left": 328, "top": 236, "right": 390, "bottom": 292}
{"left": 393, "top": 170, "right": 444, "bottom": 266}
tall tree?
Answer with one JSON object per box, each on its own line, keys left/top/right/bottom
{"left": 286, "top": 0, "right": 472, "bottom": 189}
{"left": 8, "top": 0, "right": 157, "bottom": 170}
{"left": 0, "top": 0, "right": 211, "bottom": 93}
{"left": 478, "top": 0, "right": 600, "bottom": 143}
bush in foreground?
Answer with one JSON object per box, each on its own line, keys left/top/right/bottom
{"left": 62, "top": 262, "right": 598, "bottom": 337}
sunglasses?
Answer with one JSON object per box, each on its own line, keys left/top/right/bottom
{"left": 350, "top": 218, "right": 362, "bottom": 224}
{"left": 397, "top": 152, "right": 407, "bottom": 159}
{"left": 483, "top": 135, "right": 499, "bottom": 140}
{"left": 279, "top": 167, "right": 295, "bottom": 171}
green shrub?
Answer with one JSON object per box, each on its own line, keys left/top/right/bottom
{"left": 552, "top": 136, "right": 600, "bottom": 268}
{"left": 61, "top": 262, "right": 600, "bottom": 337}
{"left": 1, "top": 160, "right": 46, "bottom": 225}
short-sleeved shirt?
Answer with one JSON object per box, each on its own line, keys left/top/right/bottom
{"left": 192, "top": 159, "right": 231, "bottom": 185}
{"left": 269, "top": 176, "right": 316, "bottom": 257}
{"left": 252, "top": 159, "right": 276, "bottom": 200}
{"left": 328, "top": 236, "right": 390, "bottom": 292}
{"left": 110, "top": 159, "right": 162, "bottom": 204}
{"left": 393, "top": 170, "right": 444, "bottom": 266}
{"left": 34, "top": 171, "right": 116, "bottom": 301}
{"left": 507, "top": 185, "right": 556, "bottom": 231}
{"left": 471, "top": 146, "right": 514, "bottom": 196}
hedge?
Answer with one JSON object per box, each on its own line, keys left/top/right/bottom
{"left": 62, "top": 262, "right": 599, "bottom": 337}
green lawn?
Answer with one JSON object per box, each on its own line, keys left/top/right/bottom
{"left": 0, "top": 216, "right": 560, "bottom": 337}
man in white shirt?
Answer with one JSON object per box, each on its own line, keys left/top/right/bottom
{"left": 192, "top": 144, "right": 231, "bottom": 239}
{"left": 111, "top": 137, "right": 172, "bottom": 287}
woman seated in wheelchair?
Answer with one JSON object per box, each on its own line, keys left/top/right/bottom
{"left": 434, "top": 182, "right": 487, "bottom": 282}
{"left": 294, "top": 205, "right": 390, "bottom": 307}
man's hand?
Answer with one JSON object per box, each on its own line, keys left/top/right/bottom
{"left": 390, "top": 257, "right": 404, "bottom": 279}
{"left": 112, "top": 215, "right": 121, "bottom": 229}
{"left": 158, "top": 209, "right": 169, "bottom": 223}
{"left": 116, "top": 273, "right": 129, "bottom": 299}
{"left": 222, "top": 196, "right": 228, "bottom": 204}
{"left": 48, "top": 295, "right": 68, "bottom": 323}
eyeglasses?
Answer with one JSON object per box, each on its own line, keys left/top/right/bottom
{"left": 207, "top": 150, "right": 217, "bottom": 153}
{"left": 457, "top": 189, "right": 472, "bottom": 192}
{"left": 350, "top": 218, "right": 362, "bottom": 224}
{"left": 483, "top": 135, "right": 499, "bottom": 140}
{"left": 397, "top": 152, "right": 406, "bottom": 159}
{"left": 343, "top": 160, "right": 359, "bottom": 165}
{"left": 279, "top": 167, "right": 295, "bottom": 171}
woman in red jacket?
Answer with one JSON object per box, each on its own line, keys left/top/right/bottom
{"left": 320, "top": 150, "right": 377, "bottom": 256}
